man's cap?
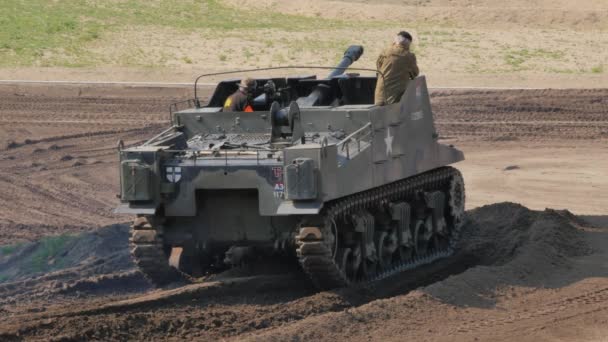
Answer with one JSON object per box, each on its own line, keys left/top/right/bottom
{"left": 397, "top": 31, "right": 413, "bottom": 42}
{"left": 239, "top": 77, "right": 257, "bottom": 90}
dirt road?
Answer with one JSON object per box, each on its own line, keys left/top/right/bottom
{"left": 0, "top": 84, "right": 607, "bottom": 341}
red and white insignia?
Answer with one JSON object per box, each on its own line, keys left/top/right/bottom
{"left": 272, "top": 166, "right": 283, "bottom": 179}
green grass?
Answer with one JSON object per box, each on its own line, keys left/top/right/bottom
{"left": 543, "top": 67, "right": 577, "bottom": 74}
{"left": 273, "top": 53, "right": 288, "bottom": 64}
{"left": 243, "top": 48, "right": 254, "bottom": 60}
{"left": 0, "top": 244, "right": 21, "bottom": 256}
{"left": 419, "top": 30, "right": 453, "bottom": 38}
{"left": 0, "top": 235, "right": 75, "bottom": 283}
{"left": 1, "top": 0, "right": 595, "bottom": 76}
{"left": 503, "top": 48, "right": 565, "bottom": 70}
{"left": 29, "top": 234, "right": 74, "bottom": 273}
{"left": 0, "top": 0, "right": 371, "bottom": 67}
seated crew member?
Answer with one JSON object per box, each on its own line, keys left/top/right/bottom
{"left": 374, "top": 31, "right": 420, "bottom": 106}
{"left": 224, "top": 77, "right": 257, "bottom": 112}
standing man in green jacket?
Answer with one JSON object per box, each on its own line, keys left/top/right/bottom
{"left": 374, "top": 31, "right": 420, "bottom": 106}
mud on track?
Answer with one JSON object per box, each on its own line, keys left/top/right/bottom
{"left": 0, "top": 203, "right": 606, "bottom": 341}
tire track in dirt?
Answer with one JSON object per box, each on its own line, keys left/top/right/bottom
{"left": 0, "top": 172, "right": 114, "bottom": 223}
{"left": 431, "top": 88, "right": 608, "bottom": 141}
{"left": 452, "top": 286, "right": 608, "bottom": 335}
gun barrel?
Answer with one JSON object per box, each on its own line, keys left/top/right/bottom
{"left": 327, "top": 45, "right": 364, "bottom": 78}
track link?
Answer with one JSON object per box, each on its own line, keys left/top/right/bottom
{"left": 297, "top": 166, "right": 464, "bottom": 290}
{"left": 129, "top": 216, "right": 190, "bottom": 286}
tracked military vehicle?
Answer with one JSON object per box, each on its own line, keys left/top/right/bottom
{"left": 116, "top": 45, "right": 465, "bottom": 289}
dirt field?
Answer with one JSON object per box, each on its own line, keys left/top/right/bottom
{"left": 2, "top": 0, "right": 607, "bottom": 88}
{"left": 0, "top": 84, "right": 607, "bottom": 341}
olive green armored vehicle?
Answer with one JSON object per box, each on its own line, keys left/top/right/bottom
{"left": 116, "top": 45, "right": 465, "bottom": 289}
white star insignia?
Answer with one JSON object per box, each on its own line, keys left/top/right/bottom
{"left": 385, "top": 127, "right": 393, "bottom": 157}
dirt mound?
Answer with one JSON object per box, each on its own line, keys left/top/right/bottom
{"left": 424, "top": 203, "right": 590, "bottom": 308}
{"left": 461, "top": 203, "right": 588, "bottom": 264}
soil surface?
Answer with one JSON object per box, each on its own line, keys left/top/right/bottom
{"left": 0, "top": 84, "right": 607, "bottom": 341}
{"left": 0, "top": 204, "right": 606, "bottom": 341}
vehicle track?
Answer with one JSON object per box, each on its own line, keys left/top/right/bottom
{"left": 452, "top": 285, "right": 608, "bottom": 336}
{"left": 297, "top": 167, "right": 463, "bottom": 289}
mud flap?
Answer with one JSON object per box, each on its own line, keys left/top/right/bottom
{"left": 114, "top": 203, "right": 157, "bottom": 215}
{"left": 277, "top": 201, "right": 323, "bottom": 215}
